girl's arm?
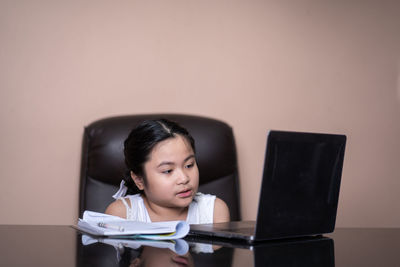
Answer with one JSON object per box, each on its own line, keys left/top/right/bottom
{"left": 213, "top": 197, "right": 230, "bottom": 223}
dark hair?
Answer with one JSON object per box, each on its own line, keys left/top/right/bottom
{"left": 123, "top": 119, "right": 195, "bottom": 195}
{"left": 118, "top": 247, "right": 142, "bottom": 267}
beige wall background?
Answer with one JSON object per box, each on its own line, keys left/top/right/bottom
{"left": 0, "top": 0, "right": 399, "bottom": 227}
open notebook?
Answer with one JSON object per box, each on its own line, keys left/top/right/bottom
{"left": 77, "top": 211, "right": 189, "bottom": 240}
{"left": 189, "top": 130, "right": 346, "bottom": 243}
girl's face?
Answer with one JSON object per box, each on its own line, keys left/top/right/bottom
{"left": 130, "top": 247, "right": 194, "bottom": 267}
{"left": 136, "top": 135, "right": 199, "bottom": 210}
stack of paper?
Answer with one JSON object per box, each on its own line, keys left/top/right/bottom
{"left": 81, "top": 235, "right": 189, "bottom": 255}
{"left": 77, "top": 211, "right": 189, "bottom": 240}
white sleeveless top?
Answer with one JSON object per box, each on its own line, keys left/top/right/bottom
{"left": 119, "top": 192, "right": 216, "bottom": 224}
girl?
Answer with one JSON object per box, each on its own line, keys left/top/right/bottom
{"left": 105, "top": 118, "right": 230, "bottom": 224}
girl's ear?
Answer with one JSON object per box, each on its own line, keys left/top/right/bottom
{"left": 131, "top": 171, "right": 144, "bottom": 190}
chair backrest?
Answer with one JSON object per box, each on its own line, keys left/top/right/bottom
{"left": 79, "top": 114, "right": 241, "bottom": 220}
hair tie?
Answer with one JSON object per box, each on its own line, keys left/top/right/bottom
{"left": 112, "top": 180, "right": 128, "bottom": 199}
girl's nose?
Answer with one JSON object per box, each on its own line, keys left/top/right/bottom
{"left": 177, "top": 168, "right": 190, "bottom": 184}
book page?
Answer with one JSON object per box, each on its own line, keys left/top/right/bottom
{"left": 77, "top": 211, "right": 189, "bottom": 239}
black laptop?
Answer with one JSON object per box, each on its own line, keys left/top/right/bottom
{"left": 189, "top": 130, "right": 346, "bottom": 243}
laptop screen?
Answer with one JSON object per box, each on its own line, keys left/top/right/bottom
{"left": 255, "top": 131, "right": 346, "bottom": 240}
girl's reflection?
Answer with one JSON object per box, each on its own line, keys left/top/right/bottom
{"left": 122, "top": 246, "right": 194, "bottom": 267}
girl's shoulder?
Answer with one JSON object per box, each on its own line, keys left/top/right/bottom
{"left": 104, "top": 198, "right": 127, "bottom": 218}
{"left": 213, "top": 197, "right": 230, "bottom": 223}
{"left": 105, "top": 194, "right": 142, "bottom": 218}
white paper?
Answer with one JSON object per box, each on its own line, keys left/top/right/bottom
{"left": 81, "top": 235, "right": 189, "bottom": 255}
{"left": 77, "top": 211, "right": 189, "bottom": 240}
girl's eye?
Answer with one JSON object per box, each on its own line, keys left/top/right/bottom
{"left": 162, "top": 169, "right": 173, "bottom": 174}
{"left": 185, "top": 163, "right": 194, "bottom": 169}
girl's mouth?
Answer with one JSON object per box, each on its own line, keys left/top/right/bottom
{"left": 176, "top": 189, "right": 192, "bottom": 198}
{"left": 172, "top": 256, "right": 189, "bottom": 266}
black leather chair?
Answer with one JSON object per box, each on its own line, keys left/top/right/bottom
{"left": 79, "top": 114, "right": 241, "bottom": 220}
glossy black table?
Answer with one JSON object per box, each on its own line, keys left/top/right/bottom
{"left": 0, "top": 225, "right": 398, "bottom": 266}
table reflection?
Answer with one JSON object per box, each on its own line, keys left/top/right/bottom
{"left": 120, "top": 245, "right": 194, "bottom": 267}
{"left": 78, "top": 235, "right": 192, "bottom": 267}
{"left": 77, "top": 233, "right": 333, "bottom": 267}
{"left": 253, "top": 237, "right": 334, "bottom": 267}
{"left": 1, "top": 226, "right": 398, "bottom": 266}
{"left": 187, "top": 235, "right": 334, "bottom": 267}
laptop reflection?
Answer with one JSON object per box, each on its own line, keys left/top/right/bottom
{"left": 252, "top": 237, "right": 334, "bottom": 267}
{"left": 186, "top": 235, "right": 334, "bottom": 267}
